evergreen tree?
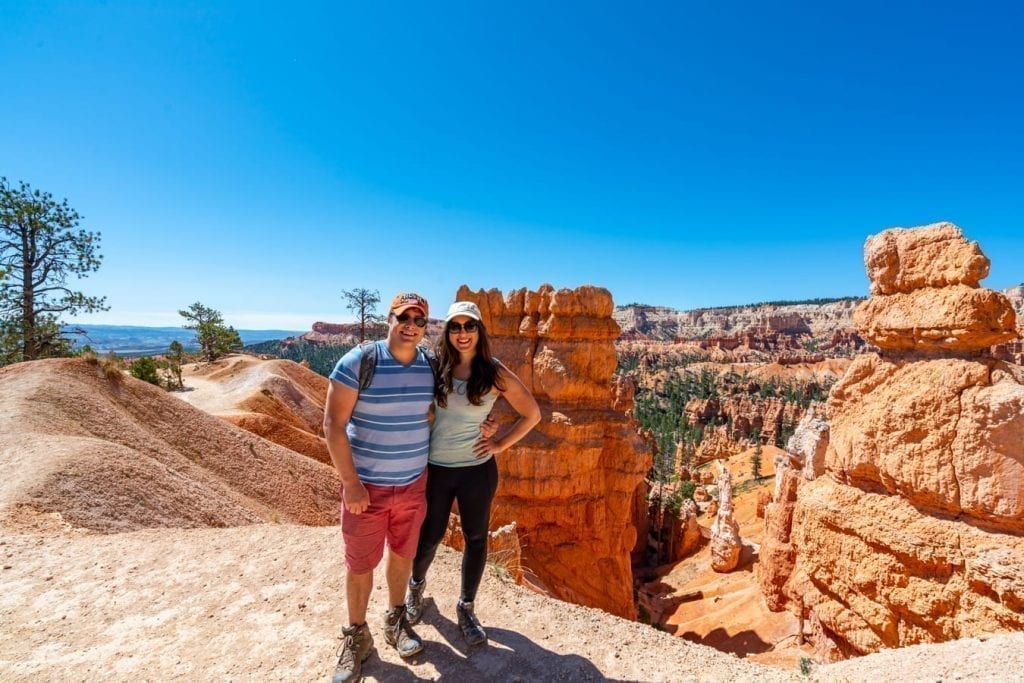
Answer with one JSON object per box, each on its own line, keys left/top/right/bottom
{"left": 0, "top": 177, "right": 107, "bottom": 364}
{"left": 341, "top": 287, "right": 384, "bottom": 342}
{"left": 129, "top": 356, "right": 161, "bottom": 385}
{"left": 751, "top": 429, "right": 763, "bottom": 480}
{"left": 178, "top": 302, "right": 242, "bottom": 361}
{"left": 164, "top": 340, "right": 185, "bottom": 389}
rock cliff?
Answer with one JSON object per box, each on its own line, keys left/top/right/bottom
{"left": 454, "top": 284, "right": 650, "bottom": 620}
{"left": 615, "top": 299, "right": 864, "bottom": 342}
{"left": 758, "top": 222, "right": 1024, "bottom": 660}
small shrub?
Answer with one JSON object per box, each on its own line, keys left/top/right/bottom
{"left": 129, "top": 356, "right": 161, "bottom": 386}
{"left": 100, "top": 352, "right": 123, "bottom": 380}
{"left": 80, "top": 346, "right": 98, "bottom": 365}
{"left": 799, "top": 657, "right": 812, "bottom": 676}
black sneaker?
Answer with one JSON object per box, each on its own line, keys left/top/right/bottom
{"left": 405, "top": 578, "right": 426, "bottom": 625}
{"left": 384, "top": 605, "right": 424, "bottom": 658}
{"left": 333, "top": 623, "right": 373, "bottom": 683}
{"left": 456, "top": 600, "right": 487, "bottom": 646}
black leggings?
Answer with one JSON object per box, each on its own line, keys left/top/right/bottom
{"left": 412, "top": 458, "right": 498, "bottom": 603}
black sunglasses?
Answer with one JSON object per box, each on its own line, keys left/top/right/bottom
{"left": 395, "top": 313, "right": 428, "bottom": 328}
{"left": 448, "top": 320, "right": 479, "bottom": 333}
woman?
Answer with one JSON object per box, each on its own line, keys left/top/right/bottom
{"left": 404, "top": 300, "right": 541, "bottom": 646}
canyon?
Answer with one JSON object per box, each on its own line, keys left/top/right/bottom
{"left": 2, "top": 223, "right": 1022, "bottom": 678}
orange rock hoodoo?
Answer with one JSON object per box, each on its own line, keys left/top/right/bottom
{"left": 455, "top": 284, "right": 650, "bottom": 620}
{"left": 758, "top": 222, "right": 1024, "bottom": 660}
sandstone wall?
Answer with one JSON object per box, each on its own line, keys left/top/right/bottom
{"left": 455, "top": 284, "right": 650, "bottom": 620}
{"left": 759, "top": 223, "right": 1024, "bottom": 660}
{"left": 614, "top": 300, "right": 863, "bottom": 342}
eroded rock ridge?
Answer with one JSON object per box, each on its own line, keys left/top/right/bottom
{"left": 758, "top": 222, "right": 1024, "bottom": 660}
{"left": 455, "top": 284, "right": 651, "bottom": 619}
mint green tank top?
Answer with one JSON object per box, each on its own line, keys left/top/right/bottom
{"left": 429, "top": 378, "right": 500, "bottom": 467}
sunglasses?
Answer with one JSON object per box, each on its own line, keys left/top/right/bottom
{"left": 395, "top": 313, "right": 428, "bottom": 328}
{"left": 448, "top": 320, "right": 479, "bottom": 333}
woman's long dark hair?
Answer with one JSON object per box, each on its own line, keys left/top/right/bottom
{"left": 435, "top": 318, "right": 505, "bottom": 407}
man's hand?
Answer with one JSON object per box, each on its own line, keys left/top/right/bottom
{"left": 480, "top": 414, "right": 499, "bottom": 438}
{"left": 343, "top": 480, "right": 370, "bottom": 514}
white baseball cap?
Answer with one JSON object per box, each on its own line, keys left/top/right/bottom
{"left": 444, "top": 301, "right": 482, "bottom": 322}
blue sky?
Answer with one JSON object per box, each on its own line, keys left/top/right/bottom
{"left": 3, "top": 1, "right": 1022, "bottom": 329}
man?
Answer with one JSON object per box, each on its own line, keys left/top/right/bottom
{"left": 324, "top": 292, "right": 435, "bottom": 682}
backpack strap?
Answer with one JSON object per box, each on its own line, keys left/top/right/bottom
{"left": 358, "top": 340, "right": 440, "bottom": 390}
{"left": 357, "top": 340, "right": 378, "bottom": 390}
{"left": 418, "top": 344, "right": 440, "bottom": 386}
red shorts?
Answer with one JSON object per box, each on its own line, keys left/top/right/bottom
{"left": 341, "top": 472, "right": 428, "bottom": 574}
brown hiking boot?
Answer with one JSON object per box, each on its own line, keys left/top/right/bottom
{"left": 457, "top": 600, "right": 487, "bottom": 646}
{"left": 333, "top": 622, "right": 373, "bottom": 683}
{"left": 384, "top": 605, "right": 423, "bottom": 658}
{"left": 405, "top": 577, "right": 426, "bottom": 625}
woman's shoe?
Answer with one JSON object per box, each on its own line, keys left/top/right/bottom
{"left": 405, "top": 578, "right": 426, "bottom": 625}
{"left": 456, "top": 600, "right": 487, "bottom": 646}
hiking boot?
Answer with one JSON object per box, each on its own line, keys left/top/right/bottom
{"left": 333, "top": 622, "right": 373, "bottom": 683}
{"left": 456, "top": 600, "right": 487, "bottom": 646}
{"left": 405, "top": 578, "right": 426, "bottom": 625}
{"left": 384, "top": 605, "right": 424, "bottom": 658}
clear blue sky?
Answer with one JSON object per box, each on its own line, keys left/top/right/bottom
{"left": 3, "top": 1, "right": 1022, "bottom": 329}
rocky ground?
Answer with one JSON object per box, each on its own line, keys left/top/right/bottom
{"left": 4, "top": 523, "right": 1023, "bottom": 682}
{"left": 1, "top": 524, "right": 793, "bottom": 682}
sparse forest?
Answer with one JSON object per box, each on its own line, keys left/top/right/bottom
{"left": 245, "top": 338, "right": 353, "bottom": 377}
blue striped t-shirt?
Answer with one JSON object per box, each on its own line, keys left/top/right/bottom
{"left": 329, "top": 341, "right": 434, "bottom": 485}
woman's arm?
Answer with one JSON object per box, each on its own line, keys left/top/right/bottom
{"left": 473, "top": 364, "right": 541, "bottom": 457}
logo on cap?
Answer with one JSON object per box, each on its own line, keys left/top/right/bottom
{"left": 390, "top": 292, "right": 429, "bottom": 317}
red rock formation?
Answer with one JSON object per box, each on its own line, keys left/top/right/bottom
{"left": 709, "top": 470, "right": 741, "bottom": 572}
{"left": 759, "top": 223, "right": 1024, "bottom": 658}
{"left": 443, "top": 518, "right": 524, "bottom": 584}
{"left": 757, "top": 467, "right": 800, "bottom": 611}
{"left": 455, "top": 284, "right": 650, "bottom": 620}
{"left": 645, "top": 494, "right": 703, "bottom": 564}
{"left": 685, "top": 395, "right": 803, "bottom": 464}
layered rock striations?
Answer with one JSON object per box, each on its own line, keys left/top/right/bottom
{"left": 455, "top": 284, "right": 650, "bottom": 619}
{"left": 685, "top": 395, "right": 803, "bottom": 464}
{"left": 614, "top": 299, "right": 863, "bottom": 343}
{"left": 758, "top": 222, "right": 1024, "bottom": 660}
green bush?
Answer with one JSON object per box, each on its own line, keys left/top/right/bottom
{"left": 129, "top": 356, "right": 161, "bottom": 386}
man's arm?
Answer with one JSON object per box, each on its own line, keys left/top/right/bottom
{"left": 323, "top": 378, "right": 370, "bottom": 514}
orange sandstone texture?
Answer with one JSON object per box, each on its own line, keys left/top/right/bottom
{"left": 709, "top": 469, "right": 741, "bottom": 572}
{"left": 759, "top": 223, "right": 1024, "bottom": 659}
{"left": 455, "top": 284, "right": 650, "bottom": 619}
{"left": 864, "top": 222, "right": 990, "bottom": 295}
